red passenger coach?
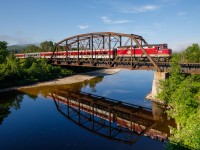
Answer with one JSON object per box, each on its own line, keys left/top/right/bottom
{"left": 15, "top": 43, "right": 172, "bottom": 62}
{"left": 15, "top": 53, "right": 25, "bottom": 58}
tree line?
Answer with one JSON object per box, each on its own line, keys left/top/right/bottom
{"left": 158, "top": 44, "right": 200, "bottom": 149}
{"left": 0, "top": 41, "right": 73, "bottom": 89}
{"left": 0, "top": 40, "right": 99, "bottom": 89}
{"left": 7, "top": 41, "right": 64, "bottom": 53}
{"left": 22, "top": 41, "right": 54, "bottom": 53}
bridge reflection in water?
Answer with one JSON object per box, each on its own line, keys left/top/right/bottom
{"left": 49, "top": 91, "right": 173, "bottom": 144}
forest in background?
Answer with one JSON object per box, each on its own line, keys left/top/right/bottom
{"left": 7, "top": 41, "right": 55, "bottom": 53}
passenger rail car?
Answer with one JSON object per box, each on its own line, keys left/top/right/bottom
{"left": 15, "top": 44, "right": 172, "bottom": 62}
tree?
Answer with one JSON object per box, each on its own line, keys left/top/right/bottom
{"left": 40, "top": 41, "right": 54, "bottom": 52}
{"left": 184, "top": 44, "right": 200, "bottom": 63}
{"left": 0, "top": 41, "right": 9, "bottom": 64}
{"left": 158, "top": 46, "right": 200, "bottom": 149}
{"left": 24, "top": 44, "right": 40, "bottom": 53}
{"left": 0, "top": 55, "right": 21, "bottom": 80}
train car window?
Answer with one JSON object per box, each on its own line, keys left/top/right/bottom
{"left": 163, "top": 45, "right": 168, "bottom": 49}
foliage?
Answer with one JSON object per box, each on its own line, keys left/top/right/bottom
{"left": 7, "top": 44, "right": 29, "bottom": 53}
{"left": 184, "top": 44, "right": 200, "bottom": 63}
{"left": 177, "top": 43, "right": 200, "bottom": 63}
{"left": 158, "top": 44, "right": 200, "bottom": 149}
{"left": 22, "top": 44, "right": 40, "bottom": 53}
{"left": 21, "top": 41, "right": 54, "bottom": 53}
{"left": 0, "top": 54, "right": 21, "bottom": 80}
{"left": 40, "top": 41, "right": 54, "bottom": 52}
{"left": 0, "top": 41, "right": 9, "bottom": 64}
{"left": 0, "top": 40, "right": 99, "bottom": 89}
{"left": 0, "top": 55, "right": 74, "bottom": 88}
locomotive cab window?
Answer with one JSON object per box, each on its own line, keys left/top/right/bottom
{"left": 163, "top": 44, "right": 168, "bottom": 49}
{"left": 157, "top": 46, "right": 163, "bottom": 50}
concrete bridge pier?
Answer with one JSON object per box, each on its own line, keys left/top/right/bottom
{"left": 146, "top": 71, "right": 169, "bottom": 120}
{"left": 146, "top": 71, "right": 169, "bottom": 102}
{"left": 151, "top": 72, "right": 168, "bottom": 98}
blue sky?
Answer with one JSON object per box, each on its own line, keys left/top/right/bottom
{"left": 0, "top": 0, "right": 200, "bottom": 51}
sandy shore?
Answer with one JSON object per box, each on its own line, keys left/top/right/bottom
{"left": 0, "top": 69, "right": 121, "bottom": 93}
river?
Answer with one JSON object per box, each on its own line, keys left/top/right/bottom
{"left": 0, "top": 70, "right": 173, "bottom": 150}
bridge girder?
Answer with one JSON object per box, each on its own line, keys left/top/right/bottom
{"left": 51, "top": 32, "right": 161, "bottom": 71}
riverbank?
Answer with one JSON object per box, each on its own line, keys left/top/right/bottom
{"left": 0, "top": 69, "right": 121, "bottom": 93}
{"left": 145, "top": 92, "right": 171, "bottom": 109}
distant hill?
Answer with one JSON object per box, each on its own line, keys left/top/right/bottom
{"left": 7, "top": 44, "right": 39, "bottom": 53}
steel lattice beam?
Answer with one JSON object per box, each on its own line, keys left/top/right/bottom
{"left": 51, "top": 32, "right": 162, "bottom": 71}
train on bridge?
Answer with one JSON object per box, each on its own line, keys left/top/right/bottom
{"left": 15, "top": 43, "right": 172, "bottom": 62}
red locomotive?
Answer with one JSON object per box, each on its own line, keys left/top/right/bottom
{"left": 15, "top": 43, "right": 172, "bottom": 62}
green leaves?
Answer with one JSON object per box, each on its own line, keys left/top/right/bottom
{"left": 0, "top": 54, "right": 20, "bottom": 80}
{"left": 158, "top": 44, "right": 200, "bottom": 149}
{"left": 0, "top": 56, "right": 74, "bottom": 88}
{"left": 0, "top": 41, "right": 9, "bottom": 64}
{"left": 40, "top": 41, "right": 54, "bottom": 52}
{"left": 185, "top": 44, "right": 200, "bottom": 63}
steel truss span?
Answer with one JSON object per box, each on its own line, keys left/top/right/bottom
{"left": 51, "top": 32, "right": 170, "bottom": 72}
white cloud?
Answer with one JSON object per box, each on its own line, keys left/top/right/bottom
{"left": 101, "top": 16, "right": 132, "bottom": 24}
{"left": 0, "top": 35, "right": 35, "bottom": 45}
{"left": 177, "top": 12, "right": 187, "bottom": 16}
{"left": 122, "top": 5, "right": 159, "bottom": 13}
{"left": 77, "top": 24, "right": 89, "bottom": 29}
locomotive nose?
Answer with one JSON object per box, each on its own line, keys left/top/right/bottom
{"left": 168, "top": 49, "right": 172, "bottom": 54}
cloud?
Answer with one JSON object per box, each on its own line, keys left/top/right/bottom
{"left": 0, "top": 35, "right": 34, "bottom": 45}
{"left": 101, "top": 16, "right": 132, "bottom": 24}
{"left": 122, "top": 5, "right": 159, "bottom": 13}
{"left": 177, "top": 12, "right": 187, "bottom": 16}
{"left": 77, "top": 24, "right": 89, "bottom": 29}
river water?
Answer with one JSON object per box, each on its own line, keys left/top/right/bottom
{"left": 0, "top": 70, "right": 173, "bottom": 150}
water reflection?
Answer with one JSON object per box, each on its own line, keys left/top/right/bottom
{"left": 0, "top": 91, "right": 23, "bottom": 125}
{"left": 49, "top": 90, "right": 173, "bottom": 144}
{"left": 0, "top": 77, "right": 104, "bottom": 126}
{"left": 0, "top": 70, "right": 176, "bottom": 149}
{"left": 17, "top": 77, "right": 104, "bottom": 98}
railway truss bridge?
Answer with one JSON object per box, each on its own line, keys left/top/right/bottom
{"left": 51, "top": 32, "right": 200, "bottom": 74}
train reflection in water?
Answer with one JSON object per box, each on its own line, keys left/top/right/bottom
{"left": 49, "top": 91, "right": 173, "bottom": 144}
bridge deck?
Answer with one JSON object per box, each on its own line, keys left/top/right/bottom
{"left": 53, "top": 60, "right": 200, "bottom": 74}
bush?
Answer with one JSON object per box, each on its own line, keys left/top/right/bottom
{"left": 0, "top": 56, "right": 74, "bottom": 88}
{"left": 158, "top": 44, "right": 200, "bottom": 149}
